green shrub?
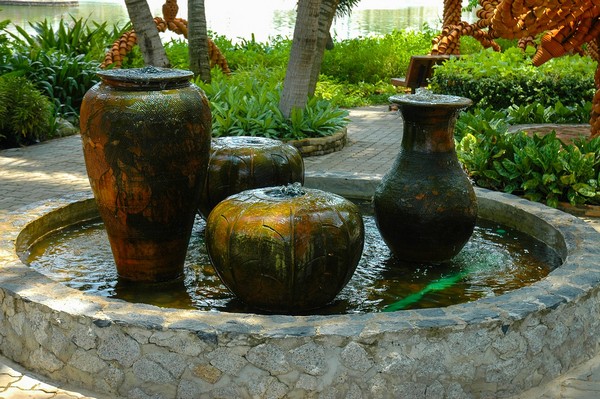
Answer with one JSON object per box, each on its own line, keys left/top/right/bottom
{"left": 322, "top": 29, "right": 434, "bottom": 84}
{"left": 456, "top": 108, "right": 600, "bottom": 207}
{"left": 119, "top": 33, "right": 292, "bottom": 73}
{"left": 1, "top": 49, "right": 100, "bottom": 119}
{"left": 430, "top": 47, "right": 596, "bottom": 109}
{"left": 506, "top": 100, "right": 592, "bottom": 124}
{"left": 197, "top": 67, "right": 348, "bottom": 140}
{"left": 164, "top": 39, "right": 191, "bottom": 69}
{"left": 208, "top": 29, "right": 434, "bottom": 85}
{"left": 0, "top": 76, "right": 55, "bottom": 148}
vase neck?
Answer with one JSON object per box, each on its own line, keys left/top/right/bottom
{"left": 400, "top": 106, "right": 460, "bottom": 153}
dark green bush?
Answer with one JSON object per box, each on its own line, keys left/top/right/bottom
{"left": 0, "top": 76, "right": 55, "bottom": 148}
{"left": 430, "top": 47, "right": 596, "bottom": 109}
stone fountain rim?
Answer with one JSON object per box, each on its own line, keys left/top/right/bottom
{"left": 2, "top": 182, "right": 599, "bottom": 338}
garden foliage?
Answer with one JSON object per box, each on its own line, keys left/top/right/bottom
{"left": 196, "top": 68, "right": 349, "bottom": 140}
{"left": 430, "top": 47, "right": 596, "bottom": 109}
{"left": 455, "top": 108, "right": 600, "bottom": 207}
{"left": 1, "top": 17, "right": 127, "bottom": 121}
{"left": 3, "top": 15, "right": 600, "bottom": 208}
{"left": 0, "top": 75, "right": 55, "bottom": 148}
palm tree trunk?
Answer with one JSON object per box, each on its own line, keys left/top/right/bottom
{"left": 279, "top": 0, "right": 321, "bottom": 118}
{"left": 307, "top": 0, "right": 339, "bottom": 97}
{"left": 124, "top": 0, "right": 170, "bottom": 67}
{"left": 188, "top": 0, "right": 211, "bottom": 82}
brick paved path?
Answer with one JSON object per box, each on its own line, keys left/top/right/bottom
{"left": 1, "top": 106, "right": 600, "bottom": 398}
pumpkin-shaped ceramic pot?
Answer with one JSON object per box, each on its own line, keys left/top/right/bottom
{"left": 205, "top": 184, "right": 364, "bottom": 313}
{"left": 198, "top": 136, "right": 304, "bottom": 218}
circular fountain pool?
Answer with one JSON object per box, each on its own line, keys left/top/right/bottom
{"left": 1, "top": 186, "right": 600, "bottom": 398}
{"left": 26, "top": 212, "right": 561, "bottom": 314}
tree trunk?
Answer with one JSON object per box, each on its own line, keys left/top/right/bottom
{"left": 279, "top": 0, "right": 321, "bottom": 119}
{"left": 188, "top": 0, "right": 211, "bottom": 82}
{"left": 124, "top": 0, "right": 170, "bottom": 67}
{"left": 307, "top": 0, "right": 339, "bottom": 97}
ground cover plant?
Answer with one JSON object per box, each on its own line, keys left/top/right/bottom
{"left": 195, "top": 67, "right": 349, "bottom": 140}
{"left": 455, "top": 108, "right": 600, "bottom": 207}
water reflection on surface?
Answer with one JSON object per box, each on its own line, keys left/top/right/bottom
{"left": 26, "top": 212, "right": 560, "bottom": 315}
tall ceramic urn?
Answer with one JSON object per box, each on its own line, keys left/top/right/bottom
{"left": 374, "top": 91, "right": 476, "bottom": 263}
{"left": 80, "top": 67, "right": 212, "bottom": 282}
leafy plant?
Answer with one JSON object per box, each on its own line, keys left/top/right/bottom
{"left": 197, "top": 67, "right": 348, "bottom": 140}
{"left": 0, "top": 75, "right": 55, "bottom": 148}
{"left": 506, "top": 101, "right": 592, "bottom": 124}
{"left": 1, "top": 49, "right": 100, "bottom": 118}
{"left": 430, "top": 47, "right": 596, "bottom": 109}
{"left": 4, "top": 16, "right": 124, "bottom": 61}
{"left": 212, "top": 33, "right": 291, "bottom": 71}
{"left": 456, "top": 109, "right": 600, "bottom": 207}
{"left": 322, "top": 29, "right": 434, "bottom": 84}
{"left": 316, "top": 76, "right": 394, "bottom": 107}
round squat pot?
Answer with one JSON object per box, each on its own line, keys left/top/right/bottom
{"left": 374, "top": 92, "right": 476, "bottom": 263}
{"left": 199, "top": 136, "right": 304, "bottom": 218}
{"left": 79, "top": 66, "right": 212, "bottom": 282}
{"left": 205, "top": 184, "right": 364, "bottom": 313}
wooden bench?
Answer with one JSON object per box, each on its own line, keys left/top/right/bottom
{"left": 391, "top": 55, "right": 452, "bottom": 93}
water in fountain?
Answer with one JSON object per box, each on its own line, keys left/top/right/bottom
{"left": 25, "top": 209, "right": 561, "bottom": 315}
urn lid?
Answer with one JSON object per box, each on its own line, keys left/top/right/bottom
{"left": 97, "top": 66, "right": 193, "bottom": 90}
{"left": 389, "top": 88, "right": 472, "bottom": 109}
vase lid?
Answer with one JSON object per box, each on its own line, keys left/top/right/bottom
{"left": 389, "top": 88, "right": 472, "bottom": 109}
{"left": 97, "top": 66, "right": 193, "bottom": 89}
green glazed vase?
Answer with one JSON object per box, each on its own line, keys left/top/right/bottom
{"left": 374, "top": 92, "right": 477, "bottom": 263}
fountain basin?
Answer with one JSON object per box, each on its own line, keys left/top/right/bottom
{"left": 1, "top": 180, "right": 600, "bottom": 398}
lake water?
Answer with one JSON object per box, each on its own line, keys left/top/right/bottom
{"left": 1, "top": 0, "right": 475, "bottom": 42}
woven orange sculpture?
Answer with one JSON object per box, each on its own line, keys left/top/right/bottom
{"left": 432, "top": 0, "right": 600, "bottom": 138}
{"left": 101, "top": 0, "right": 230, "bottom": 75}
